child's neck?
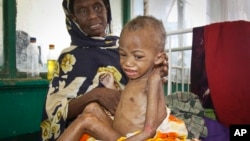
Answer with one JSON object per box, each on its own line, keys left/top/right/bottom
{"left": 127, "top": 77, "right": 148, "bottom": 89}
{"left": 128, "top": 77, "right": 148, "bottom": 83}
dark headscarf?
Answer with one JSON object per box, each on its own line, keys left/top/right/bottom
{"left": 62, "top": 0, "right": 118, "bottom": 47}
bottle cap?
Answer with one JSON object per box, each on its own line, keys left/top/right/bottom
{"left": 30, "top": 37, "right": 36, "bottom": 42}
{"left": 49, "top": 44, "right": 55, "bottom": 49}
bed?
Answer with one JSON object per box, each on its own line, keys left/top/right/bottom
{"left": 165, "top": 20, "right": 250, "bottom": 141}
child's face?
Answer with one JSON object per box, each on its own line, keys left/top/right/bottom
{"left": 119, "top": 30, "right": 160, "bottom": 80}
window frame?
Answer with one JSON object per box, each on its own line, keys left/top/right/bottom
{"left": 1, "top": 0, "right": 16, "bottom": 78}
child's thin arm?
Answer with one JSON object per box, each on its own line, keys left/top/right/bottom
{"left": 143, "top": 69, "right": 162, "bottom": 136}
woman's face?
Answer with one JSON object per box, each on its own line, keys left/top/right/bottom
{"left": 72, "top": 0, "right": 108, "bottom": 37}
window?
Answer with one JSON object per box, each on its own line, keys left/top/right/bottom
{"left": 0, "top": 0, "right": 123, "bottom": 79}
{"left": 130, "top": 0, "right": 207, "bottom": 85}
{"left": 16, "top": 0, "right": 122, "bottom": 73}
{"left": 16, "top": 0, "right": 71, "bottom": 73}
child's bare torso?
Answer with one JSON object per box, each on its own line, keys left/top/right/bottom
{"left": 113, "top": 80, "right": 147, "bottom": 135}
{"left": 113, "top": 79, "right": 166, "bottom": 136}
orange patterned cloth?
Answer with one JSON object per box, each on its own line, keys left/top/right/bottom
{"left": 117, "top": 131, "right": 187, "bottom": 141}
{"left": 80, "top": 108, "right": 190, "bottom": 141}
{"left": 117, "top": 113, "right": 188, "bottom": 141}
{"left": 80, "top": 134, "right": 96, "bottom": 141}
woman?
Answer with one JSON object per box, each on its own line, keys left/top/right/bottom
{"left": 39, "top": 0, "right": 168, "bottom": 140}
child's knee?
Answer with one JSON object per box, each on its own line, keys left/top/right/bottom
{"left": 83, "top": 102, "right": 101, "bottom": 113}
{"left": 77, "top": 112, "right": 99, "bottom": 129}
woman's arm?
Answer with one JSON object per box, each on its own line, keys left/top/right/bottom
{"left": 67, "top": 87, "right": 121, "bottom": 119}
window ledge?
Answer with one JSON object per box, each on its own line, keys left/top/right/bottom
{"left": 0, "top": 78, "right": 49, "bottom": 87}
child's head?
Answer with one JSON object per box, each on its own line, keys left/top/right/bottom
{"left": 119, "top": 15, "right": 167, "bottom": 80}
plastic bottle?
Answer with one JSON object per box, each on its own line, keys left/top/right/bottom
{"left": 26, "top": 37, "right": 40, "bottom": 78}
{"left": 47, "top": 44, "right": 57, "bottom": 80}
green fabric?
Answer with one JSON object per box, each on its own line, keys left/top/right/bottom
{"left": 166, "top": 92, "right": 208, "bottom": 139}
{"left": 204, "top": 108, "right": 217, "bottom": 120}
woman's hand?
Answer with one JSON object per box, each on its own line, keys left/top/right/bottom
{"left": 94, "top": 87, "right": 121, "bottom": 115}
{"left": 157, "top": 53, "right": 169, "bottom": 83}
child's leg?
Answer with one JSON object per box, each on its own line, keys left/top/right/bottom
{"left": 58, "top": 102, "right": 121, "bottom": 141}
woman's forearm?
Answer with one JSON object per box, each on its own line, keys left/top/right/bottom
{"left": 67, "top": 90, "right": 97, "bottom": 119}
{"left": 67, "top": 87, "right": 120, "bottom": 120}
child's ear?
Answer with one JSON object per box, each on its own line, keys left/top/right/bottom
{"left": 154, "top": 52, "right": 165, "bottom": 65}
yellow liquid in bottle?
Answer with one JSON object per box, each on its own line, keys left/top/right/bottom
{"left": 47, "top": 60, "right": 57, "bottom": 80}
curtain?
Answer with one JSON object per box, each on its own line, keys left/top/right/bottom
{"left": 207, "top": 0, "right": 250, "bottom": 23}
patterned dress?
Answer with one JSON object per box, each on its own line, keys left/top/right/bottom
{"left": 39, "top": 0, "right": 127, "bottom": 140}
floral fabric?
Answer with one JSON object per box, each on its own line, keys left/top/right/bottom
{"left": 39, "top": 0, "right": 127, "bottom": 140}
